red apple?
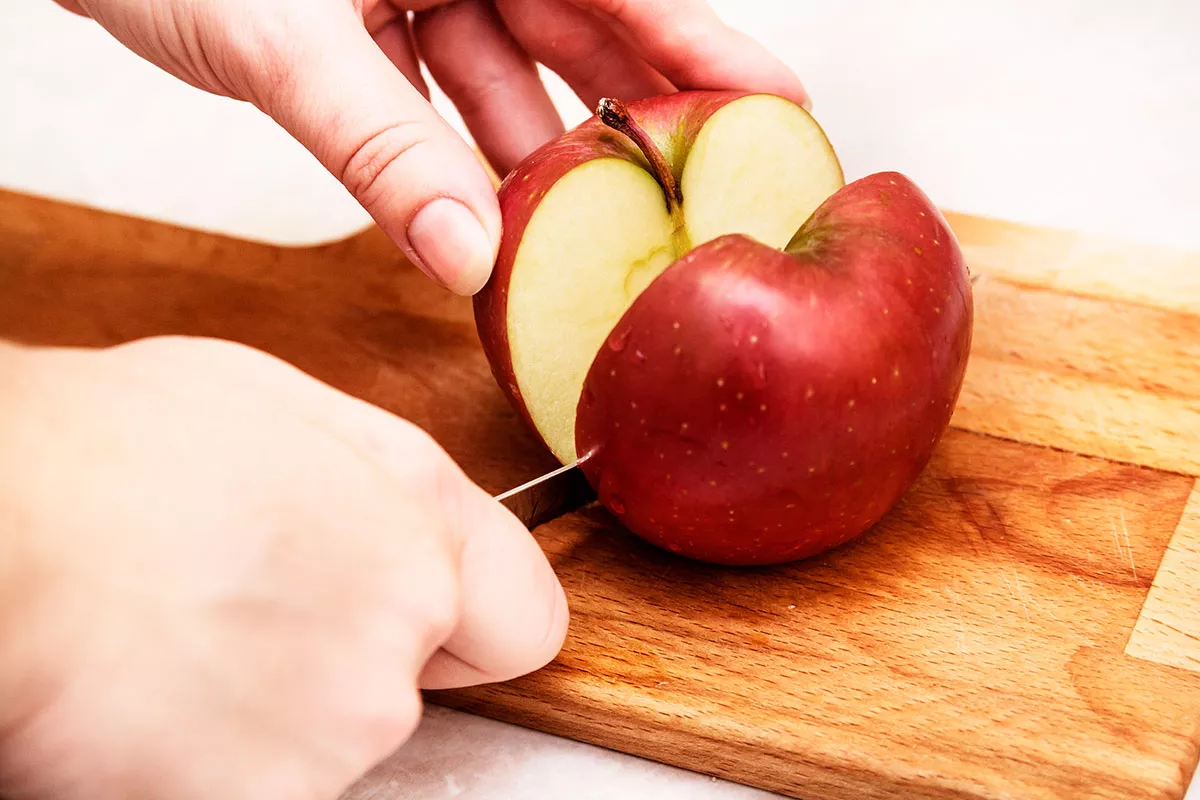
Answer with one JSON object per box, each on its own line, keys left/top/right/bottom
{"left": 474, "top": 91, "right": 973, "bottom": 566}
{"left": 576, "top": 174, "right": 972, "bottom": 565}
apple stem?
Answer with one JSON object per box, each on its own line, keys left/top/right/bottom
{"left": 597, "top": 98, "right": 683, "bottom": 215}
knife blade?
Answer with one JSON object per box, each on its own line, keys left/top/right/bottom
{"left": 493, "top": 457, "right": 585, "bottom": 502}
{"left": 492, "top": 451, "right": 597, "bottom": 529}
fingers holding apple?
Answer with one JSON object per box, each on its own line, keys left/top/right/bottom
{"left": 475, "top": 91, "right": 973, "bottom": 566}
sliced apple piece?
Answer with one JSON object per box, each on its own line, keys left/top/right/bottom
{"left": 507, "top": 159, "right": 676, "bottom": 463}
{"left": 682, "top": 94, "right": 843, "bottom": 249}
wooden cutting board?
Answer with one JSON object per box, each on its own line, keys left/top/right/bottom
{"left": 2, "top": 187, "right": 1199, "bottom": 800}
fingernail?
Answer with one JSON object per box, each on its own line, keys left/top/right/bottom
{"left": 407, "top": 198, "right": 496, "bottom": 295}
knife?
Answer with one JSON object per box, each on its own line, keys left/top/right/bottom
{"left": 493, "top": 457, "right": 586, "bottom": 502}
{"left": 492, "top": 450, "right": 598, "bottom": 529}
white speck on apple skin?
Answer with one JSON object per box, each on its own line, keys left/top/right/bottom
{"left": 882, "top": 308, "right": 889, "bottom": 316}
{"left": 680, "top": 423, "right": 688, "bottom": 432}
{"left": 871, "top": 377, "right": 878, "bottom": 384}
{"left": 808, "top": 466, "right": 816, "bottom": 474}
{"left": 721, "top": 441, "right": 730, "bottom": 450}
{"left": 934, "top": 306, "right": 942, "bottom": 314}
{"left": 809, "top": 293, "right": 818, "bottom": 309}
{"left": 847, "top": 399, "right": 856, "bottom": 408}
{"left": 673, "top": 346, "right": 681, "bottom": 356}
{"left": 805, "top": 385, "right": 815, "bottom": 400}
{"left": 934, "top": 239, "right": 941, "bottom": 246}
{"left": 749, "top": 334, "right": 759, "bottom": 344}
{"left": 716, "top": 378, "right": 725, "bottom": 387}
{"left": 756, "top": 467, "right": 766, "bottom": 474}
{"left": 709, "top": 480, "right": 717, "bottom": 486}
{"left": 672, "top": 321, "right": 680, "bottom": 330}
{"left": 736, "top": 392, "right": 744, "bottom": 400}
{"left": 782, "top": 451, "right": 789, "bottom": 458}
{"left": 847, "top": 427, "right": 854, "bottom": 433}
{"left": 918, "top": 211, "right": 926, "bottom": 217}
{"left": 914, "top": 247, "right": 923, "bottom": 256}
{"left": 759, "top": 403, "right": 767, "bottom": 412}
{"left": 718, "top": 403, "right": 727, "bottom": 411}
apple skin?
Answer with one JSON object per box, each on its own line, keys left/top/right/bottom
{"left": 574, "top": 172, "right": 973, "bottom": 566}
{"left": 474, "top": 90, "right": 769, "bottom": 452}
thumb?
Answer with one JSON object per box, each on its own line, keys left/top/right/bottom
{"left": 419, "top": 465, "right": 570, "bottom": 689}
{"left": 255, "top": 8, "right": 501, "bottom": 295}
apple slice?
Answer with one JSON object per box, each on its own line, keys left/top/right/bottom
{"left": 476, "top": 91, "right": 844, "bottom": 464}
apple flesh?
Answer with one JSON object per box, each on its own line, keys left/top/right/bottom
{"left": 475, "top": 91, "right": 972, "bottom": 566}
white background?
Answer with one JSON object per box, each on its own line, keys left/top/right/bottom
{"left": 2, "top": 1, "right": 1198, "bottom": 798}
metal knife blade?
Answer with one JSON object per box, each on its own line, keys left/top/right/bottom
{"left": 493, "top": 458, "right": 584, "bottom": 502}
{"left": 492, "top": 452, "right": 597, "bottom": 529}
{"left": 491, "top": 449, "right": 598, "bottom": 529}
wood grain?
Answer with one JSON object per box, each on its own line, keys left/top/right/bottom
{"left": 952, "top": 278, "right": 1200, "bottom": 475}
{"left": 1127, "top": 482, "right": 1200, "bottom": 673}
{"left": 435, "top": 432, "right": 1200, "bottom": 800}
{"left": 2, "top": 187, "right": 1200, "bottom": 799}
{"left": 944, "top": 211, "right": 1200, "bottom": 315}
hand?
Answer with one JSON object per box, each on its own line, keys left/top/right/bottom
{"left": 0, "top": 337, "right": 567, "bottom": 800}
{"left": 52, "top": 0, "right": 809, "bottom": 295}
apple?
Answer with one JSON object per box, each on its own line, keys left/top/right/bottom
{"left": 475, "top": 91, "right": 972, "bottom": 566}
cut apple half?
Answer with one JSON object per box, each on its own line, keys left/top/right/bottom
{"left": 499, "top": 93, "right": 844, "bottom": 464}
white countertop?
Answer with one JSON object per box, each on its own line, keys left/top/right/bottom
{"left": 3, "top": 1, "right": 1198, "bottom": 797}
